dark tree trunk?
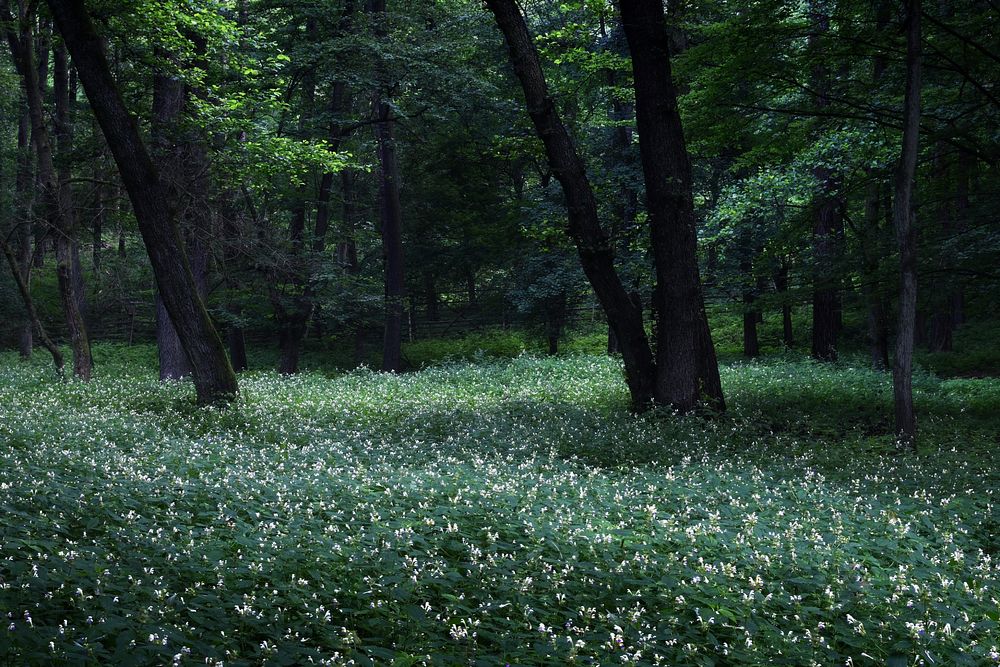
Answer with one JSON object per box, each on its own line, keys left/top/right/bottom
{"left": 15, "top": 104, "right": 33, "bottom": 359}
{"left": 152, "top": 65, "right": 195, "bottom": 379}
{"left": 926, "top": 141, "right": 954, "bottom": 352}
{"left": 465, "top": 267, "right": 477, "bottom": 305}
{"left": 2, "top": 238, "right": 64, "bottom": 376}
{"left": 46, "top": 0, "right": 237, "bottom": 403}
{"left": 6, "top": 11, "right": 93, "bottom": 378}
{"left": 808, "top": 4, "right": 842, "bottom": 363}
{"left": 892, "top": 0, "right": 921, "bottom": 445}
{"left": 546, "top": 291, "right": 567, "bottom": 356}
{"left": 424, "top": 272, "right": 439, "bottom": 321}
{"left": 775, "top": 259, "right": 794, "bottom": 348}
{"left": 951, "top": 149, "right": 971, "bottom": 326}
{"left": 486, "top": 0, "right": 655, "bottom": 410}
{"left": 374, "top": 97, "right": 405, "bottom": 372}
{"left": 227, "top": 324, "right": 248, "bottom": 373}
{"left": 742, "top": 290, "right": 760, "bottom": 358}
{"left": 619, "top": 0, "right": 725, "bottom": 412}
{"left": 811, "top": 191, "right": 841, "bottom": 362}
{"left": 367, "top": 0, "right": 405, "bottom": 373}
{"left": 862, "top": 181, "right": 890, "bottom": 369}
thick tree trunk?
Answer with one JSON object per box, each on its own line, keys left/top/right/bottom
{"left": 486, "top": 0, "right": 655, "bottom": 410}
{"left": 45, "top": 0, "right": 237, "bottom": 403}
{"left": 619, "top": 0, "right": 724, "bottom": 412}
{"left": 892, "top": 0, "right": 921, "bottom": 445}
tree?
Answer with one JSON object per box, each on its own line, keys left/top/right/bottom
{"left": 485, "top": 0, "right": 656, "bottom": 411}
{"left": 45, "top": 0, "right": 238, "bottom": 403}
{"left": 619, "top": 0, "right": 724, "bottom": 411}
{"left": 892, "top": 0, "right": 921, "bottom": 444}
{"left": 4, "top": 0, "right": 93, "bottom": 379}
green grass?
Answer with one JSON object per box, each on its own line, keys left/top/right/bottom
{"left": 1, "top": 347, "right": 998, "bottom": 665}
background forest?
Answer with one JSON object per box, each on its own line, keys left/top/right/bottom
{"left": 1, "top": 0, "right": 999, "bottom": 664}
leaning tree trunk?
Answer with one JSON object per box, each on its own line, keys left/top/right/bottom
{"left": 619, "top": 0, "right": 724, "bottom": 412}
{"left": 892, "top": 0, "right": 921, "bottom": 446}
{"left": 45, "top": 0, "right": 237, "bottom": 403}
{"left": 2, "top": 238, "right": 64, "bottom": 376}
{"left": 486, "top": 0, "right": 655, "bottom": 410}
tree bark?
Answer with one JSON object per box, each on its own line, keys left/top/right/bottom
{"left": 45, "top": 0, "right": 237, "bottom": 403}
{"left": 486, "top": 0, "right": 655, "bottom": 410}
{"left": 775, "top": 259, "right": 794, "bottom": 348}
{"left": 14, "top": 103, "right": 33, "bottom": 359}
{"left": 374, "top": 97, "right": 406, "bottom": 372}
{"left": 5, "top": 9, "right": 93, "bottom": 378}
{"left": 892, "top": 0, "right": 921, "bottom": 445}
{"left": 619, "top": 0, "right": 725, "bottom": 412}
{"left": 2, "top": 238, "right": 64, "bottom": 375}
{"left": 862, "top": 180, "right": 891, "bottom": 369}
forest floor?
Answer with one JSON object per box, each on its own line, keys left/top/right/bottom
{"left": 1, "top": 346, "right": 998, "bottom": 665}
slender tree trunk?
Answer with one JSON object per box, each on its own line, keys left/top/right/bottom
{"left": 546, "top": 291, "right": 567, "bottom": 355}
{"left": 892, "top": 0, "right": 921, "bottom": 445}
{"left": 45, "top": 0, "right": 237, "bottom": 403}
{"left": 808, "top": 4, "right": 842, "bottom": 362}
{"left": 775, "top": 259, "right": 794, "bottom": 348}
{"left": 5, "top": 10, "right": 93, "bottom": 378}
{"left": 619, "top": 0, "right": 724, "bottom": 412}
{"left": 374, "top": 97, "right": 405, "bottom": 372}
{"left": 951, "top": 149, "right": 971, "bottom": 326}
{"left": 486, "top": 0, "right": 655, "bottom": 410}
{"left": 862, "top": 180, "right": 891, "bottom": 369}
{"left": 927, "top": 141, "right": 954, "bottom": 352}
{"left": 2, "top": 238, "right": 64, "bottom": 375}
{"left": 15, "top": 103, "right": 33, "bottom": 359}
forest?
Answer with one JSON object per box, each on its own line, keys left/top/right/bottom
{"left": 0, "top": 0, "right": 998, "bottom": 664}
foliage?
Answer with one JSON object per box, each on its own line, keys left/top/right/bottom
{"left": 1, "top": 348, "right": 999, "bottom": 665}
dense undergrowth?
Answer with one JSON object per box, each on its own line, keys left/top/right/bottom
{"left": 1, "top": 346, "right": 998, "bottom": 665}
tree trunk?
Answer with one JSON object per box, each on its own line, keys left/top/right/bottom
{"left": 45, "top": 0, "right": 237, "bottom": 403}
{"left": 546, "top": 291, "right": 567, "bottom": 355}
{"left": 808, "top": 4, "right": 842, "bottom": 363}
{"left": 227, "top": 324, "right": 248, "bottom": 373}
{"left": 892, "top": 0, "right": 921, "bottom": 445}
{"left": 2, "top": 238, "right": 64, "bottom": 376}
{"left": 5, "top": 11, "right": 93, "bottom": 378}
{"left": 811, "top": 191, "right": 841, "bottom": 361}
{"left": 15, "top": 103, "right": 33, "bottom": 359}
{"left": 862, "top": 181, "right": 890, "bottom": 369}
{"left": 486, "top": 0, "right": 655, "bottom": 410}
{"left": 619, "top": 0, "right": 724, "bottom": 412}
{"left": 926, "top": 141, "right": 954, "bottom": 352}
{"left": 374, "top": 98, "right": 405, "bottom": 372}
{"left": 775, "top": 259, "right": 794, "bottom": 348}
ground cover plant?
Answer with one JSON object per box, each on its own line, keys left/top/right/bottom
{"left": 1, "top": 347, "right": 999, "bottom": 665}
